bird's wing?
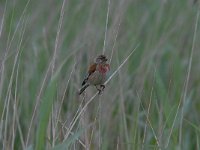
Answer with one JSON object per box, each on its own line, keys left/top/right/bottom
{"left": 88, "top": 63, "right": 97, "bottom": 75}
{"left": 81, "top": 63, "right": 97, "bottom": 86}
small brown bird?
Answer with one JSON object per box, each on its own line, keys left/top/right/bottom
{"left": 79, "top": 55, "right": 110, "bottom": 95}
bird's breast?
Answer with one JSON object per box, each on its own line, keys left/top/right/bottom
{"left": 88, "top": 71, "right": 106, "bottom": 85}
{"left": 98, "top": 64, "right": 110, "bottom": 74}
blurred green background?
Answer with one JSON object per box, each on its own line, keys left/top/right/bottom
{"left": 0, "top": 0, "right": 200, "bottom": 149}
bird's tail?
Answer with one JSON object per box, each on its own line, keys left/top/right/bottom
{"left": 79, "top": 84, "right": 90, "bottom": 95}
{"left": 81, "top": 77, "right": 88, "bottom": 86}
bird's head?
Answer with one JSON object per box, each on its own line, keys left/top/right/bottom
{"left": 95, "top": 55, "right": 108, "bottom": 64}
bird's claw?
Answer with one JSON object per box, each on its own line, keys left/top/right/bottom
{"left": 100, "top": 84, "right": 105, "bottom": 91}
{"left": 97, "top": 85, "right": 105, "bottom": 95}
{"left": 98, "top": 89, "right": 102, "bottom": 95}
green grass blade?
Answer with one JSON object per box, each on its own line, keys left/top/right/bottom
{"left": 35, "top": 75, "right": 57, "bottom": 150}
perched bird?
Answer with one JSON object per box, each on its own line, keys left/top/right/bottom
{"left": 79, "top": 55, "right": 110, "bottom": 95}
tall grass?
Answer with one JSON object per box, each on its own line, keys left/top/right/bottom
{"left": 0, "top": 0, "right": 200, "bottom": 149}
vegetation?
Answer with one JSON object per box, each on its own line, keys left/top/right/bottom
{"left": 0, "top": 0, "right": 200, "bottom": 149}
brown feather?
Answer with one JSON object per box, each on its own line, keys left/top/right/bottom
{"left": 88, "top": 63, "right": 97, "bottom": 75}
{"left": 81, "top": 63, "right": 97, "bottom": 86}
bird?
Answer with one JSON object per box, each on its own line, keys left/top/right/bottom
{"left": 79, "top": 55, "right": 110, "bottom": 95}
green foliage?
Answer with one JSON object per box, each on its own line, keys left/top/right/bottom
{"left": 35, "top": 74, "right": 58, "bottom": 150}
{"left": 0, "top": 0, "right": 200, "bottom": 149}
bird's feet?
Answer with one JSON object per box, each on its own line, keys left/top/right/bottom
{"left": 100, "top": 84, "right": 105, "bottom": 91}
{"left": 96, "top": 85, "right": 105, "bottom": 95}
